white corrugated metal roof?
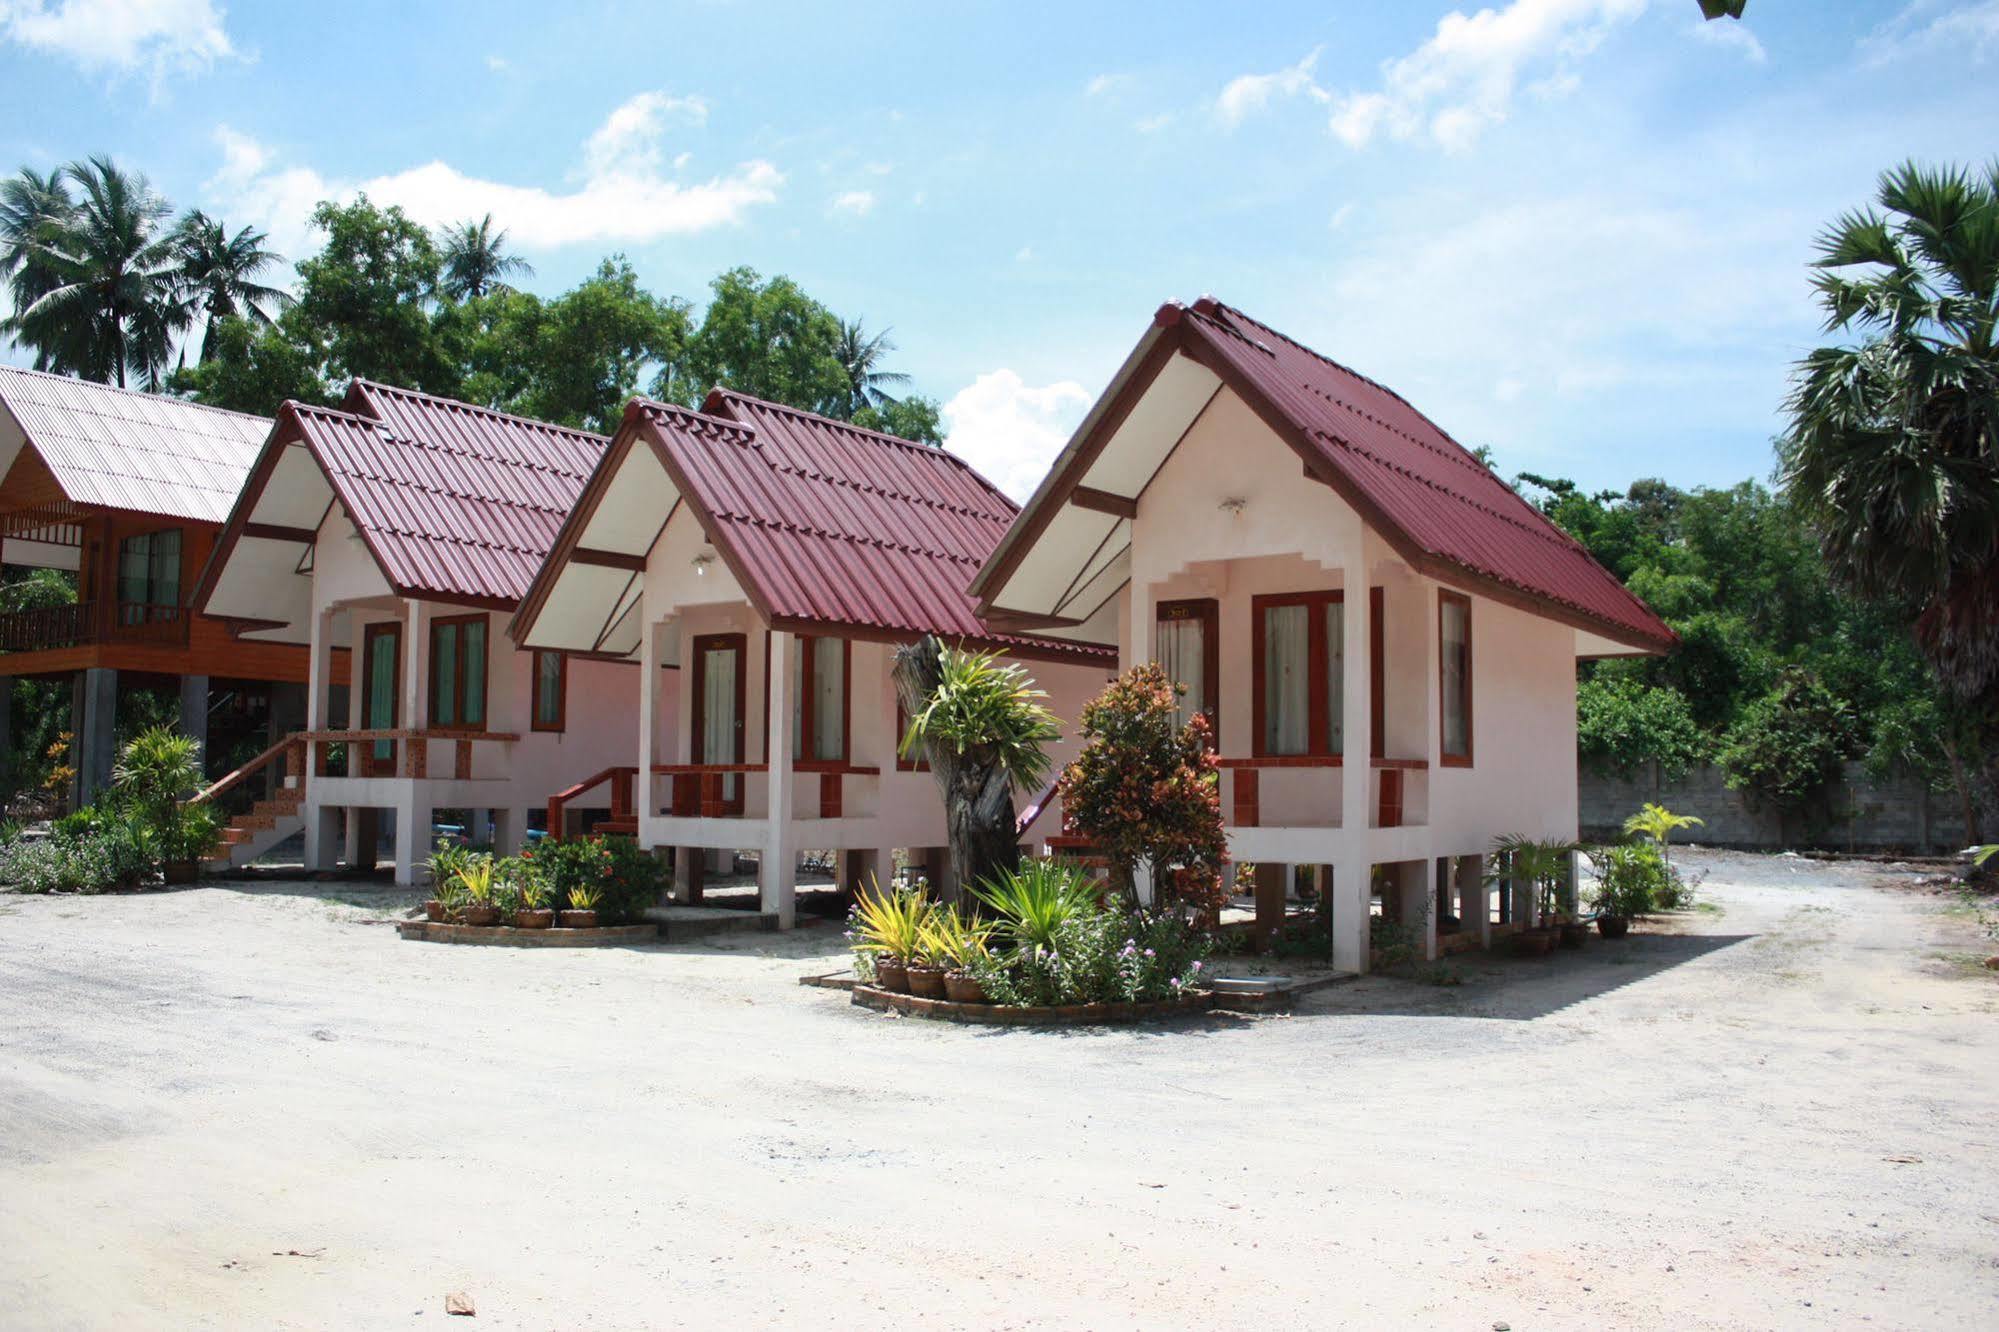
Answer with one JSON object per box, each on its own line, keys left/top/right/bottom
{"left": 0, "top": 366, "right": 270, "bottom": 523}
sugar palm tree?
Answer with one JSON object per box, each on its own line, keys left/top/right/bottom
{"left": 172, "top": 211, "right": 289, "bottom": 360}
{"left": 833, "top": 318, "right": 911, "bottom": 418}
{"left": 0, "top": 167, "right": 76, "bottom": 368}
{"left": 3, "top": 157, "right": 187, "bottom": 389}
{"left": 894, "top": 636, "right": 1058, "bottom": 906}
{"left": 438, "top": 214, "right": 532, "bottom": 301}
{"left": 1780, "top": 160, "right": 1999, "bottom": 826}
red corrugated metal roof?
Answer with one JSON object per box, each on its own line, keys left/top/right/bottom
{"left": 629, "top": 390, "right": 1107, "bottom": 657}
{"left": 0, "top": 365, "right": 270, "bottom": 522}
{"left": 1173, "top": 299, "right": 1673, "bottom": 651}
{"left": 282, "top": 383, "right": 607, "bottom": 605}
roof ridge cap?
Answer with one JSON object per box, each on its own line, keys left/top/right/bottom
{"left": 352, "top": 379, "right": 610, "bottom": 445}
{"left": 0, "top": 364, "right": 274, "bottom": 425}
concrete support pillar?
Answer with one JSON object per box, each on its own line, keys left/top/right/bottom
{"left": 637, "top": 616, "right": 668, "bottom": 837}
{"left": 494, "top": 808, "right": 525, "bottom": 857}
{"left": 0, "top": 672, "right": 12, "bottom": 789}
{"left": 1333, "top": 568, "right": 1372, "bottom": 972}
{"left": 393, "top": 792, "right": 427, "bottom": 886}
{"left": 673, "top": 847, "right": 704, "bottom": 904}
{"left": 305, "top": 804, "right": 341, "bottom": 871}
{"left": 1465, "top": 854, "right": 1489, "bottom": 950}
{"left": 762, "top": 629, "right": 797, "bottom": 927}
{"left": 76, "top": 667, "right": 117, "bottom": 807}
{"left": 869, "top": 845, "right": 898, "bottom": 894}
{"left": 402, "top": 600, "right": 428, "bottom": 777}
{"left": 349, "top": 807, "right": 376, "bottom": 872}
{"left": 307, "top": 607, "right": 337, "bottom": 730}
{"left": 1420, "top": 859, "right": 1441, "bottom": 962}
{"left": 178, "top": 673, "right": 209, "bottom": 777}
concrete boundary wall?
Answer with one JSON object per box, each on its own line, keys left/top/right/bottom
{"left": 1580, "top": 761, "right": 1966, "bottom": 855}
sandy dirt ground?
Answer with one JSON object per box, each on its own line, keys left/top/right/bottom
{"left": 2, "top": 850, "right": 1996, "bottom": 1330}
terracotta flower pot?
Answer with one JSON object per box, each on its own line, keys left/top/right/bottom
{"left": 515, "top": 908, "right": 554, "bottom": 930}
{"left": 462, "top": 904, "right": 502, "bottom": 926}
{"left": 943, "top": 971, "right": 987, "bottom": 1004}
{"left": 905, "top": 964, "right": 948, "bottom": 999}
{"left": 424, "top": 899, "right": 445, "bottom": 922}
{"left": 872, "top": 958, "right": 910, "bottom": 993}
{"left": 163, "top": 861, "right": 198, "bottom": 886}
{"left": 1597, "top": 915, "right": 1630, "bottom": 939}
{"left": 557, "top": 909, "right": 598, "bottom": 929}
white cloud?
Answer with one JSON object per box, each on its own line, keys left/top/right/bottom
{"left": 1689, "top": 16, "right": 1766, "bottom": 62}
{"left": 1135, "top": 112, "right": 1174, "bottom": 134}
{"left": 1861, "top": 1, "right": 1999, "bottom": 64}
{"left": 207, "top": 90, "right": 781, "bottom": 257}
{"left": 829, "top": 189, "right": 875, "bottom": 217}
{"left": 1014, "top": 246, "right": 1034, "bottom": 263}
{"left": 942, "top": 370, "right": 1093, "bottom": 500}
{"left": 485, "top": 54, "right": 509, "bottom": 73}
{"left": 0, "top": 0, "right": 234, "bottom": 75}
{"left": 1328, "top": 202, "right": 1356, "bottom": 229}
{"left": 1326, "top": 0, "right": 1646, "bottom": 152}
{"left": 1085, "top": 72, "right": 1130, "bottom": 97}
{"left": 1216, "top": 47, "right": 1326, "bottom": 127}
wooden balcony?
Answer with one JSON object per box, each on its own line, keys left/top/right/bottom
{"left": 0, "top": 600, "right": 190, "bottom": 653}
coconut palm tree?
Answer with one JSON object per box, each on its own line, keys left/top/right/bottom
{"left": 1781, "top": 159, "right": 1999, "bottom": 823}
{"left": 438, "top": 214, "right": 532, "bottom": 301}
{"left": 172, "top": 211, "right": 289, "bottom": 361}
{"left": 0, "top": 167, "right": 76, "bottom": 368}
{"left": 833, "top": 318, "right": 911, "bottom": 418}
{"left": 3, "top": 157, "right": 187, "bottom": 389}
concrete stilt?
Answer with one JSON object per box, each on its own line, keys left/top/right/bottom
{"left": 76, "top": 667, "right": 117, "bottom": 807}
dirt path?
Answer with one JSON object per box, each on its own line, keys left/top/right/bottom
{"left": 1, "top": 852, "right": 1994, "bottom": 1329}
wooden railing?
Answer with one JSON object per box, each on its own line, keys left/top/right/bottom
{"left": 192, "top": 733, "right": 308, "bottom": 809}
{"left": 545, "top": 766, "right": 637, "bottom": 842}
{"left": 0, "top": 600, "right": 191, "bottom": 653}
{"left": 298, "top": 728, "right": 520, "bottom": 781}
{"left": 651, "top": 760, "right": 881, "bottom": 820}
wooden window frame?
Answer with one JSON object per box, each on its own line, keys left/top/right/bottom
{"left": 793, "top": 634, "right": 852, "bottom": 764}
{"left": 530, "top": 649, "right": 567, "bottom": 733}
{"left": 115, "top": 525, "right": 183, "bottom": 620}
{"left": 360, "top": 620, "right": 402, "bottom": 776}
{"left": 692, "top": 632, "right": 748, "bottom": 815}
{"left": 428, "top": 612, "right": 490, "bottom": 734}
{"left": 1250, "top": 589, "right": 1343, "bottom": 759}
{"left": 1438, "top": 589, "right": 1474, "bottom": 768}
{"left": 1155, "top": 597, "right": 1220, "bottom": 748}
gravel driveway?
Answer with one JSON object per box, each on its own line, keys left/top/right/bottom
{"left": 1, "top": 850, "right": 1994, "bottom": 1329}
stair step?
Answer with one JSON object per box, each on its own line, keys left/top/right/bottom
{"left": 263, "top": 792, "right": 304, "bottom": 812}
{"left": 237, "top": 812, "right": 276, "bottom": 831}
{"left": 591, "top": 818, "right": 639, "bottom": 836}
{"left": 219, "top": 827, "right": 253, "bottom": 845}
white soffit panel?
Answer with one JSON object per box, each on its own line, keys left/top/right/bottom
{"left": 581, "top": 443, "right": 676, "bottom": 555}
{"left": 1078, "top": 354, "right": 1219, "bottom": 497}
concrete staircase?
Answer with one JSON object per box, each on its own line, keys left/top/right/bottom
{"left": 202, "top": 787, "right": 307, "bottom": 871}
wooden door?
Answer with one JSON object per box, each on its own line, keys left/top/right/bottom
{"left": 361, "top": 622, "right": 402, "bottom": 776}
{"left": 690, "top": 633, "right": 747, "bottom": 814}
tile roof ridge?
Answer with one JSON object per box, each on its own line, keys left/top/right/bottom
{"left": 350, "top": 379, "right": 610, "bottom": 445}
{"left": 633, "top": 396, "right": 759, "bottom": 442}
{"left": 0, "top": 363, "right": 273, "bottom": 424}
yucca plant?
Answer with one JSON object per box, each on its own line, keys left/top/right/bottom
{"left": 566, "top": 883, "right": 602, "bottom": 912}
{"left": 973, "top": 859, "right": 1098, "bottom": 952}
{"left": 456, "top": 856, "right": 496, "bottom": 905}
{"left": 1623, "top": 802, "right": 1703, "bottom": 871}
{"left": 920, "top": 909, "right": 995, "bottom": 972}
{"left": 851, "top": 878, "right": 933, "bottom": 963}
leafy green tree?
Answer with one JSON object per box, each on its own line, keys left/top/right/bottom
{"left": 1779, "top": 160, "right": 1999, "bottom": 827}
{"left": 1576, "top": 675, "right": 1707, "bottom": 778}
{"left": 3, "top": 157, "right": 186, "bottom": 388}
{"left": 853, "top": 394, "right": 944, "bottom": 445}
{"left": 171, "top": 211, "right": 289, "bottom": 360}
{"left": 169, "top": 315, "right": 333, "bottom": 416}
{"left": 290, "top": 196, "right": 457, "bottom": 394}
{"left": 670, "top": 266, "right": 846, "bottom": 412}
{"left": 1718, "top": 669, "right": 1853, "bottom": 832}
{"left": 438, "top": 214, "right": 533, "bottom": 301}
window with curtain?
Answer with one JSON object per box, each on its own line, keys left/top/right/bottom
{"left": 1253, "top": 591, "right": 1345, "bottom": 757}
{"left": 1440, "top": 592, "right": 1472, "bottom": 764}
{"left": 1155, "top": 599, "right": 1217, "bottom": 744}
{"left": 531, "top": 650, "right": 566, "bottom": 731}
{"left": 116, "top": 528, "right": 181, "bottom": 623}
{"left": 429, "top": 615, "right": 488, "bottom": 730}
{"left": 790, "top": 635, "right": 848, "bottom": 762}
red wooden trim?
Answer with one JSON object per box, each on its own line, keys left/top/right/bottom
{"left": 1249, "top": 588, "right": 1343, "bottom": 759}
{"left": 1233, "top": 768, "right": 1260, "bottom": 828}
{"left": 1378, "top": 768, "right": 1404, "bottom": 828}
{"left": 530, "top": 649, "right": 567, "bottom": 732}
{"left": 793, "top": 634, "right": 852, "bottom": 764}
{"left": 691, "top": 632, "right": 748, "bottom": 814}
{"left": 1369, "top": 586, "right": 1384, "bottom": 760}
{"left": 1372, "top": 756, "right": 1428, "bottom": 770}
{"left": 1217, "top": 755, "right": 1343, "bottom": 769}
{"left": 570, "top": 547, "right": 647, "bottom": 571}
{"left": 241, "top": 520, "right": 317, "bottom": 544}
{"left": 427, "top": 612, "right": 490, "bottom": 734}
{"left": 1071, "top": 485, "right": 1138, "bottom": 519}
{"left": 819, "top": 772, "right": 842, "bottom": 819}
{"left": 1156, "top": 596, "right": 1220, "bottom": 749}
{"left": 1439, "top": 589, "right": 1474, "bottom": 768}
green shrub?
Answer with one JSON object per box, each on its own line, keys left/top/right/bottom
{"left": 960, "top": 861, "right": 1212, "bottom": 1007}
{"left": 527, "top": 836, "right": 663, "bottom": 924}
{"left": 1590, "top": 843, "right": 1665, "bottom": 917}
{"left": 0, "top": 826, "right": 150, "bottom": 894}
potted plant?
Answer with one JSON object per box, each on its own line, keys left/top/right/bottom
{"left": 1589, "top": 841, "right": 1664, "bottom": 938}
{"left": 923, "top": 910, "right": 995, "bottom": 1003}
{"left": 160, "top": 801, "right": 222, "bottom": 885}
{"left": 850, "top": 879, "right": 930, "bottom": 993}
{"left": 559, "top": 883, "right": 601, "bottom": 929}
{"left": 426, "top": 839, "right": 472, "bottom": 920}
{"left": 511, "top": 864, "right": 554, "bottom": 930}
{"left": 1489, "top": 834, "right": 1581, "bottom": 955}
{"left": 457, "top": 857, "right": 501, "bottom": 926}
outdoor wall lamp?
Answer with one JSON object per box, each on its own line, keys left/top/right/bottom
{"left": 1219, "top": 497, "right": 1247, "bottom": 516}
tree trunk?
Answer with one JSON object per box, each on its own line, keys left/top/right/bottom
{"left": 892, "top": 636, "right": 1021, "bottom": 907}
{"left": 1941, "top": 732, "right": 1981, "bottom": 846}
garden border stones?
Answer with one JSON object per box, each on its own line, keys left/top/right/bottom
{"left": 395, "top": 921, "right": 660, "bottom": 948}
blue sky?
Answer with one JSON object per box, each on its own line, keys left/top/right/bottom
{"left": 2, "top": 0, "right": 1997, "bottom": 499}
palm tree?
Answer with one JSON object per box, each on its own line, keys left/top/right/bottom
{"left": 833, "top": 318, "right": 911, "bottom": 418}
{"left": 172, "top": 211, "right": 289, "bottom": 361}
{"left": 3, "top": 157, "right": 186, "bottom": 389}
{"left": 1622, "top": 802, "right": 1703, "bottom": 871}
{"left": 1780, "top": 160, "right": 1999, "bottom": 824}
{"left": 893, "top": 636, "right": 1059, "bottom": 906}
{"left": 0, "top": 167, "right": 76, "bottom": 369}
{"left": 438, "top": 214, "right": 532, "bottom": 301}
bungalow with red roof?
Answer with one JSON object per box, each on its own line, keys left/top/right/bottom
{"left": 191, "top": 381, "right": 653, "bottom": 883}
{"left": 968, "top": 299, "right": 1676, "bottom": 971}
{"left": 511, "top": 389, "right": 1113, "bottom": 927}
